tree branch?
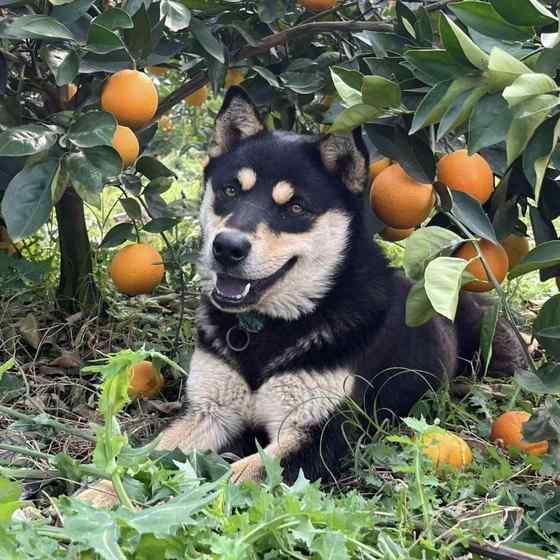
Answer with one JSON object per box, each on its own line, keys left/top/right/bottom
{"left": 153, "top": 19, "right": 392, "bottom": 121}
{"left": 237, "top": 20, "right": 392, "bottom": 59}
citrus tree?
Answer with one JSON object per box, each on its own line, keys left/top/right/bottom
{"left": 1, "top": 0, "right": 560, "bottom": 459}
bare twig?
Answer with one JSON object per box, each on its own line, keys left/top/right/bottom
{"left": 237, "top": 20, "right": 392, "bottom": 58}
{"left": 467, "top": 541, "right": 546, "bottom": 560}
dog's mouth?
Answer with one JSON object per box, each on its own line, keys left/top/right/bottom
{"left": 211, "top": 257, "right": 297, "bottom": 311}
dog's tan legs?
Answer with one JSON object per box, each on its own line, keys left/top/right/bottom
{"left": 230, "top": 435, "right": 300, "bottom": 484}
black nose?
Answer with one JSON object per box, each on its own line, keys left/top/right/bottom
{"left": 212, "top": 231, "right": 251, "bottom": 266}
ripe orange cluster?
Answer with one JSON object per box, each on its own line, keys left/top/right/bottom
{"left": 101, "top": 69, "right": 159, "bottom": 169}
{"left": 369, "top": 149, "right": 531, "bottom": 293}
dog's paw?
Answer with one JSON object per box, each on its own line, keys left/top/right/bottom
{"left": 230, "top": 454, "right": 265, "bottom": 484}
{"left": 74, "top": 479, "right": 119, "bottom": 508}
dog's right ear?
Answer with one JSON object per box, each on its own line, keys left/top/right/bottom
{"left": 208, "top": 86, "right": 264, "bottom": 158}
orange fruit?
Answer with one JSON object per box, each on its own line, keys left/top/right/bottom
{"left": 454, "top": 239, "right": 509, "bottom": 292}
{"left": 437, "top": 149, "right": 494, "bottom": 204}
{"left": 159, "top": 115, "right": 173, "bottom": 132}
{"left": 371, "top": 164, "right": 434, "bottom": 229}
{"left": 112, "top": 125, "right": 139, "bottom": 168}
{"left": 490, "top": 411, "right": 549, "bottom": 456}
{"left": 501, "top": 234, "right": 530, "bottom": 270}
{"left": 128, "top": 360, "right": 164, "bottom": 398}
{"left": 380, "top": 226, "right": 414, "bottom": 242}
{"left": 369, "top": 157, "right": 392, "bottom": 179}
{"left": 146, "top": 66, "right": 168, "bottom": 77}
{"left": 184, "top": 84, "right": 209, "bottom": 107}
{"left": 299, "top": 0, "right": 337, "bottom": 11}
{"left": 110, "top": 243, "right": 165, "bottom": 296}
{"left": 101, "top": 70, "right": 158, "bottom": 129}
{"left": 225, "top": 68, "right": 246, "bottom": 89}
{"left": 420, "top": 430, "right": 473, "bottom": 470}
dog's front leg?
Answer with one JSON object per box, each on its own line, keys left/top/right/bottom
{"left": 77, "top": 348, "right": 250, "bottom": 506}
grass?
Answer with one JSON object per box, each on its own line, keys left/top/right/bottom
{"left": 1, "top": 96, "right": 559, "bottom": 558}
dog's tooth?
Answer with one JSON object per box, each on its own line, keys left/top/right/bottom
{"left": 241, "top": 282, "right": 251, "bottom": 297}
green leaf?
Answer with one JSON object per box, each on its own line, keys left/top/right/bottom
{"left": 533, "top": 294, "right": 560, "bottom": 358}
{"left": 281, "top": 71, "right": 323, "bottom": 95}
{"left": 522, "top": 116, "right": 560, "bottom": 199}
{"left": 0, "top": 15, "right": 75, "bottom": 40}
{"left": 87, "top": 23, "right": 126, "bottom": 55}
{"left": 361, "top": 76, "right": 401, "bottom": 108}
{"left": 93, "top": 7, "right": 134, "bottom": 30}
{"left": 404, "top": 50, "right": 471, "bottom": 83}
{"left": 486, "top": 47, "right": 531, "bottom": 90}
{"left": 120, "top": 197, "right": 142, "bottom": 220}
{"left": 310, "top": 532, "right": 349, "bottom": 560}
{"left": 42, "top": 48, "right": 80, "bottom": 86}
{"left": 424, "top": 256, "right": 469, "bottom": 321}
{"left": 503, "top": 73, "right": 559, "bottom": 107}
{"left": 160, "top": 0, "right": 191, "bottom": 32}
{"left": 66, "top": 147, "right": 122, "bottom": 206}
{"left": 365, "top": 124, "right": 436, "bottom": 183}
{"left": 124, "top": 5, "right": 152, "bottom": 60}
{"left": 99, "top": 223, "right": 136, "bottom": 248}
{"left": 440, "top": 13, "right": 489, "bottom": 69}
{"left": 258, "top": 0, "right": 285, "bottom": 23}
{"left": 480, "top": 301, "right": 501, "bottom": 375}
{"left": 59, "top": 499, "right": 126, "bottom": 560}
{"left": 450, "top": 1, "right": 533, "bottom": 41}
{"left": 135, "top": 156, "right": 176, "bottom": 180}
{"left": 449, "top": 191, "right": 498, "bottom": 243}
{"left": 410, "top": 77, "right": 479, "bottom": 133}
{"left": 0, "top": 358, "right": 15, "bottom": 378}
{"left": 468, "top": 93, "right": 513, "bottom": 153}
{"left": 490, "top": 0, "right": 556, "bottom": 27}
{"left": 436, "top": 85, "right": 487, "bottom": 141}
{"left": 509, "top": 240, "right": 560, "bottom": 278}
{"left": 143, "top": 218, "right": 179, "bottom": 233}
{"left": 403, "top": 226, "right": 463, "bottom": 282}
{"left": 515, "top": 367, "right": 560, "bottom": 394}
{"left": 68, "top": 111, "right": 117, "bottom": 148}
{"left": 253, "top": 65, "right": 280, "bottom": 87}
{"left": 329, "top": 104, "right": 381, "bottom": 133}
{"left": 116, "top": 482, "right": 219, "bottom": 535}
{"left": 0, "top": 478, "right": 22, "bottom": 525}
{"left": 191, "top": 17, "right": 224, "bottom": 63}
{"left": 0, "top": 125, "right": 58, "bottom": 156}
{"left": 330, "top": 67, "right": 363, "bottom": 107}
{"left": 405, "top": 281, "right": 436, "bottom": 327}
{"left": 1, "top": 159, "right": 59, "bottom": 241}
{"left": 506, "top": 95, "right": 556, "bottom": 164}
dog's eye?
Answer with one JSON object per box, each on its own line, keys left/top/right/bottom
{"left": 288, "top": 202, "right": 305, "bottom": 216}
{"left": 223, "top": 185, "right": 239, "bottom": 198}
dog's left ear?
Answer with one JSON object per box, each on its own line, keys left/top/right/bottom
{"left": 208, "top": 86, "right": 264, "bottom": 158}
{"left": 319, "top": 128, "right": 369, "bottom": 194}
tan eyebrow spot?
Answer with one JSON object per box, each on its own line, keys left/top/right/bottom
{"left": 272, "top": 181, "right": 295, "bottom": 205}
{"left": 238, "top": 167, "right": 257, "bottom": 191}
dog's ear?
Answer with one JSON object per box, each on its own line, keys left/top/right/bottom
{"left": 208, "top": 86, "right": 264, "bottom": 158}
{"left": 319, "top": 128, "right": 369, "bottom": 193}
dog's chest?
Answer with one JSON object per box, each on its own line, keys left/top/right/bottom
{"left": 187, "top": 348, "right": 353, "bottom": 437}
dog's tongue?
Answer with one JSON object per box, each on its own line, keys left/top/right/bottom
{"left": 216, "top": 274, "right": 251, "bottom": 299}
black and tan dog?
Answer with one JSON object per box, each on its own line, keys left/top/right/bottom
{"left": 81, "top": 87, "right": 526, "bottom": 505}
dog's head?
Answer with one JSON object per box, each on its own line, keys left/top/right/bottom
{"left": 199, "top": 86, "right": 369, "bottom": 320}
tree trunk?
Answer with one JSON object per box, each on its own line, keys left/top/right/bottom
{"left": 55, "top": 186, "right": 101, "bottom": 314}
